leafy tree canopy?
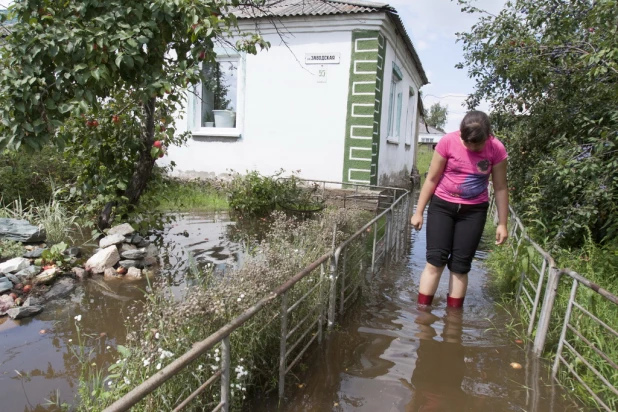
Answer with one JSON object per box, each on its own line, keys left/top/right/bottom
{"left": 426, "top": 102, "right": 448, "bottom": 130}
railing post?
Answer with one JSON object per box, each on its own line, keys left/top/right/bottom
{"left": 278, "top": 292, "right": 288, "bottom": 399}
{"left": 552, "top": 279, "right": 578, "bottom": 378}
{"left": 339, "top": 248, "right": 347, "bottom": 315}
{"left": 221, "top": 336, "right": 231, "bottom": 412}
{"left": 371, "top": 221, "right": 377, "bottom": 276}
{"left": 533, "top": 267, "right": 562, "bottom": 356}
{"left": 328, "top": 254, "right": 338, "bottom": 330}
{"left": 385, "top": 210, "right": 392, "bottom": 261}
{"left": 318, "top": 263, "right": 325, "bottom": 344}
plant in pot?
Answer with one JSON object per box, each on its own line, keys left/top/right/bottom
{"left": 208, "top": 62, "right": 236, "bottom": 128}
{"left": 203, "top": 112, "right": 214, "bottom": 127}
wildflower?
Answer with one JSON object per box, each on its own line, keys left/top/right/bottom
{"left": 215, "top": 356, "right": 220, "bottom": 362}
{"left": 156, "top": 363, "right": 162, "bottom": 370}
{"left": 143, "top": 359, "right": 151, "bottom": 367}
{"left": 108, "top": 381, "right": 113, "bottom": 387}
{"left": 211, "top": 365, "right": 218, "bottom": 371}
{"left": 68, "top": 339, "right": 72, "bottom": 342}
{"left": 124, "top": 377, "right": 131, "bottom": 385}
{"left": 106, "top": 346, "right": 111, "bottom": 350}
{"left": 155, "top": 332, "right": 160, "bottom": 339}
{"left": 240, "top": 294, "right": 245, "bottom": 299}
{"left": 74, "top": 315, "right": 82, "bottom": 322}
{"left": 237, "top": 298, "right": 241, "bottom": 302}
{"left": 198, "top": 365, "right": 203, "bottom": 371}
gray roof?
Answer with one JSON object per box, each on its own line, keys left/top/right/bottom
{"left": 234, "top": 0, "right": 428, "bottom": 85}
{"left": 419, "top": 120, "right": 446, "bottom": 135}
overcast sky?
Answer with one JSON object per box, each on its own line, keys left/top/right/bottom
{"left": 389, "top": 0, "right": 506, "bottom": 132}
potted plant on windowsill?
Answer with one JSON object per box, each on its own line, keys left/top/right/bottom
{"left": 205, "top": 61, "right": 236, "bottom": 128}
{"left": 203, "top": 112, "right": 214, "bottom": 127}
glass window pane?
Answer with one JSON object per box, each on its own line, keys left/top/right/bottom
{"left": 395, "top": 92, "right": 402, "bottom": 137}
{"left": 201, "top": 59, "right": 238, "bottom": 127}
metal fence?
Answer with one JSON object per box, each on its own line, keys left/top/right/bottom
{"left": 488, "top": 191, "right": 618, "bottom": 411}
{"left": 104, "top": 180, "right": 411, "bottom": 412}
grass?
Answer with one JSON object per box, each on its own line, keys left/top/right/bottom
{"left": 416, "top": 144, "right": 434, "bottom": 185}
{"left": 156, "top": 178, "right": 228, "bottom": 212}
{"left": 485, "top": 224, "right": 618, "bottom": 410}
{"left": 72, "top": 208, "right": 370, "bottom": 411}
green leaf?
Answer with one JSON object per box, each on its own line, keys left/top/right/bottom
{"left": 116, "top": 345, "right": 131, "bottom": 358}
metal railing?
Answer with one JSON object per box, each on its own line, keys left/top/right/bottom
{"left": 104, "top": 180, "right": 411, "bottom": 412}
{"left": 488, "top": 191, "right": 618, "bottom": 411}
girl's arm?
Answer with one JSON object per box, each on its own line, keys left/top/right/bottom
{"left": 491, "top": 159, "right": 509, "bottom": 244}
{"left": 411, "top": 151, "right": 447, "bottom": 230}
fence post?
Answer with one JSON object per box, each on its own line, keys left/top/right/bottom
{"left": 532, "top": 267, "right": 562, "bottom": 356}
{"left": 328, "top": 254, "right": 338, "bottom": 330}
{"left": 339, "top": 248, "right": 347, "bottom": 315}
{"left": 221, "top": 336, "right": 231, "bottom": 412}
{"left": 385, "top": 210, "right": 392, "bottom": 261}
{"left": 278, "top": 292, "right": 288, "bottom": 399}
{"left": 552, "top": 279, "right": 578, "bottom": 378}
{"left": 371, "top": 221, "right": 377, "bottom": 276}
{"left": 318, "top": 263, "right": 325, "bottom": 344}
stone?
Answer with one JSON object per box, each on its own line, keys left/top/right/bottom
{"left": 85, "top": 246, "right": 120, "bottom": 274}
{"left": 104, "top": 267, "right": 123, "bottom": 280}
{"left": 145, "top": 244, "right": 158, "bottom": 258}
{"left": 118, "top": 259, "right": 141, "bottom": 269}
{"left": 63, "top": 247, "right": 82, "bottom": 258}
{"left": 34, "top": 267, "right": 59, "bottom": 285}
{"left": 128, "top": 234, "right": 143, "bottom": 245}
{"left": 14, "top": 266, "right": 41, "bottom": 282}
{"left": 121, "top": 249, "right": 147, "bottom": 260}
{"left": 7, "top": 305, "right": 43, "bottom": 319}
{"left": 120, "top": 243, "right": 137, "bottom": 253}
{"left": 22, "top": 297, "right": 31, "bottom": 307}
{"left": 99, "top": 234, "right": 126, "bottom": 249}
{"left": 23, "top": 248, "right": 45, "bottom": 259}
{"left": 107, "top": 223, "right": 135, "bottom": 237}
{"left": 43, "top": 278, "right": 76, "bottom": 301}
{"left": 0, "top": 218, "right": 46, "bottom": 243}
{"left": 126, "top": 267, "right": 142, "bottom": 280}
{"left": 5, "top": 273, "right": 19, "bottom": 284}
{"left": 72, "top": 267, "right": 87, "bottom": 280}
{"left": 136, "top": 239, "right": 151, "bottom": 248}
{"left": 0, "top": 257, "right": 30, "bottom": 274}
{"left": 0, "top": 277, "right": 13, "bottom": 293}
{"left": 142, "top": 256, "right": 157, "bottom": 267}
{"left": 0, "top": 294, "right": 14, "bottom": 315}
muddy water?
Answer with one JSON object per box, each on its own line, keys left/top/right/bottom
{"left": 253, "top": 211, "right": 584, "bottom": 411}
{"left": 0, "top": 212, "right": 239, "bottom": 412}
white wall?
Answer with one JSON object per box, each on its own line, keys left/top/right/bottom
{"left": 167, "top": 26, "right": 353, "bottom": 181}
{"left": 377, "top": 25, "right": 423, "bottom": 186}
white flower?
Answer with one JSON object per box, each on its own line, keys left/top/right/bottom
{"left": 143, "top": 359, "right": 151, "bottom": 367}
{"left": 124, "top": 377, "right": 131, "bottom": 385}
{"left": 155, "top": 332, "right": 160, "bottom": 339}
{"left": 215, "top": 356, "right": 220, "bottom": 362}
{"left": 198, "top": 365, "right": 203, "bottom": 371}
{"left": 240, "top": 294, "right": 245, "bottom": 299}
{"left": 215, "top": 348, "right": 219, "bottom": 353}
{"left": 211, "top": 365, "right": 218, "bottom": 370}
{"left": 237, "top": 298, "right": 241, "bottom": 302}
{"left": 74, "top": 315, "right": 82, "bottom": 322}
{"left": 106, "top": 346, "right": 111, "bottom": 350}
{"left": 68, "top": 339, "right": 72, "bottom": 342}
{"left": 240, "top": 358, "right": 244, "bottom": 362}
{"left": 107, "top": 381, "right": 113, "bottom": 387}
{"left": 156, "top": 363, "right": 161, "bottom": 370}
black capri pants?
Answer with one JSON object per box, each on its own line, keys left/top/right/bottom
{"left": 426, "top": 195, "right": 489, "bottom": 274}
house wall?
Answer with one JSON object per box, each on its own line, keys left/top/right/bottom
{"left": 376, "top": 20, "right": 424, "bottom": 188}
{"left": 167, "top": 22, "right": 355, "bottom": 181}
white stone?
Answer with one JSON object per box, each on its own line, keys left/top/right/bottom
{"left": 33, "top": 267, "right": 59, "bottom": 285}
{"left": 0, "top": 257, "right": 30, "bottom": 274}
{"left": 145, "top": 244, "right": 159, "bottom": 258}
{"left": 126, "top": 267, "right": 143, "bottom": 280}
{"left": 99, "top": 234, "right": 126, "bottom": 249}
{"left": 120, "top": 243, "right": 137, "bottom": 253}
{"left": 107, "top": 223, "right": 135, "bottom": 237}
{"left": 85, "top": 246, "right": 120, "bottom": 274}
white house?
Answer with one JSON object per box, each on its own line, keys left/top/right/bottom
{"left": 418, "top": 119, "right": 446, "bottom": 145}
{"left": 167, "top": 0, "right": 428, "bottom": 187}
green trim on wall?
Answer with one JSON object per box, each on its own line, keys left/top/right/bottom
{"left": 342, "top": 30, "right": 386, "bottom": 186}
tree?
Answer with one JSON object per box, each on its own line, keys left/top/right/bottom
{"left": 0, "top": 1, "right": 268, "bottom": 228}
{"left": 426, "top": 102, "right": 448, "bottom": 130}
{"left": 457, "top": 0, "right": 618, "bottom": 247}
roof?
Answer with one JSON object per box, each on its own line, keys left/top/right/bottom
{"left": 233, "top": 0, "right": 428, "bottom": 85}
{"left": 419, "top": 120, "right": 446, "bottom": 135}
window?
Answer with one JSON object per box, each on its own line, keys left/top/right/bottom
{"left": 387, "top": 63, "right": 403, "bottom": 142}
{"left": 189, "top": 51, "right": 244, "bottom": 138}
{"left": 405, "top": 86, "right": 417, "bottom": 146}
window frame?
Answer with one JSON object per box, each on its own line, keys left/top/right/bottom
{"left": 189, "top": 50, "right": 245, "bottom": 139}
{"left": 386, "top": 62, "right": 403, "bottom": 144}
{"left": 405, "top": 86, "right": 417, "bottom": 146}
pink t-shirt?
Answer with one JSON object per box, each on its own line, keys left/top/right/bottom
{"left": 434, "top": 131, "right": 508, "bottom": 204}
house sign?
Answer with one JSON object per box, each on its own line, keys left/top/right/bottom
{"left": 305, "top": 53, "right": 341, "bottom": 64}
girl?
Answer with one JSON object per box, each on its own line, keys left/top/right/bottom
{"left": 411, "top": 111, "right": 509, "bottom": 308}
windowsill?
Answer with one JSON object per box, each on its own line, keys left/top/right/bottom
{"left": 386, "top": 137, "right": 400, "bottom": 145}
{"left": 192, "top": 128, "right": 242, "bottom": 139}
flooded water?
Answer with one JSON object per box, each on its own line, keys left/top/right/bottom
{"left": 0, "top": 212, "right": 239, "bottom": 412}
{"left": 251, "top": 210, "right": 584, "bottom": 411}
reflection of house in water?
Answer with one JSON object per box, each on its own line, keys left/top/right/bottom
{"left": 168, "top": 0, "right": 429, "bottom": 188}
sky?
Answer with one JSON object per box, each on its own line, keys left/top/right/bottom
{"left": 388, "top": 0, "right": 506, "bottom": 132}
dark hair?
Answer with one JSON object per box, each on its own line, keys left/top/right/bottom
{"left": 460, "top": 111, "right": 492, "bottom": 144}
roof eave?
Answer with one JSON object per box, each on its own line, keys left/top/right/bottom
{"left": 386, "top": 11, "right": 429, "bottom": 86}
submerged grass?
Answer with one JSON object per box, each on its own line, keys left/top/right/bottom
{"left": 485, "top": 226, "right": 618, "bottom": 410}
{"left": 73, "top": 207, "right": 371, "bottom": 411}
{"left": 156, "top": 178, "right": 228, "bottom": 212}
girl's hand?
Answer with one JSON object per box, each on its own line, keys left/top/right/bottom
{"left": 411, "top": 213, "right": 423, "bottom": 231}
{"left": 496, "top": 224, "right": 508, "bottom": 245}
